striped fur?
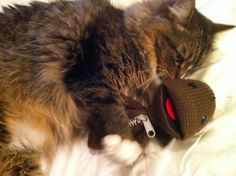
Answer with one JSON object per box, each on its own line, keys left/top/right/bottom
{"left": 0, "top": 0, "right": 233, "bottom": 175}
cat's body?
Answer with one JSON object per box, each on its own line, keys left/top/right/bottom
{"left": 0, "top": 0, "right": 233, "bottom": 175}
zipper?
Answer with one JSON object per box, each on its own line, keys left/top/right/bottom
{"left": 129, "top": 114, "right": 156, "bottom": 138}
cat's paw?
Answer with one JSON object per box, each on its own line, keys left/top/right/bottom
{"left": 102, "top": 134, "right": 143, "bottom": 165}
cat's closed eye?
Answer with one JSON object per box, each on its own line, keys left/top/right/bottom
{"left": 174, "top": 53, "right": 184, "bottom": 66}
{"left": 144, "top": 0, "right": 235, "bottom": 80}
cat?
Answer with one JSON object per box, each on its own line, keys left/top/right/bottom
{"left": 0, "top": 0, "right": 234, "bottom": 175}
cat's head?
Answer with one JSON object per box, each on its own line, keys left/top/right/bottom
{"left": 126, "top": 0, "right": 234, "bottom": 79}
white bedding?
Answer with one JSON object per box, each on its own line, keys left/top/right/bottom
{"left": 1, "top": 0, "right": 236, "bottom": 175}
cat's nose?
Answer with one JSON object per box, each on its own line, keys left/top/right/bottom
{"left": 175, "top": 70, "right": 181, "bottom": 78}
{"left": 175, "top": 69, "right": 186, "bottom": 79}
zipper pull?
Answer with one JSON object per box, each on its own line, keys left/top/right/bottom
{"left": 137, "top": 115, "right": 156, "bottom": 138}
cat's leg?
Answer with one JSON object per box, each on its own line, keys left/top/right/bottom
{"left": 0, "top": 148, "right": 42, "bottom": 176}
{"left": 75, "top": 80, "right": 143, "bottom": 165}
{"left": 0, "top": 103, "right": 43, "bottom": 175}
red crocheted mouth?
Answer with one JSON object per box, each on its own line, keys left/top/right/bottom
{"left": 165, "top": 97, "right": 176, "bottom": 121}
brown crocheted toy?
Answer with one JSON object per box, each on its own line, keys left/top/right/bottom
{"left": 89, "top": 79, "right": 216, "bottom": 148}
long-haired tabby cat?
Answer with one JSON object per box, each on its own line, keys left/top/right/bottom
{"left": 0, "top": 0, "right": 234, "bottom": 175}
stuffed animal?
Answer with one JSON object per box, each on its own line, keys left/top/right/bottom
{"left": 88, "top": 79, "right": 216, "bottom": 148}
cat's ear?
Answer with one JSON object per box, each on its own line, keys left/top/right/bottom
{"left": 212, "top": 23, "right": 235, "bottom": 34}
{"left": 168, "top": 0, "right": 195, "bottom": 25}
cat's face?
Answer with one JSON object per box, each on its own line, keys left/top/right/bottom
{"left": 136, "top": 0, "right": 234, "bottom": 79}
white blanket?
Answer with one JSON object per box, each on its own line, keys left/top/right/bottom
{"left": 1, "top": 0, "right": 236, "bottom": 175}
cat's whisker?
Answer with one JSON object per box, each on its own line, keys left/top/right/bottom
{"left": 1, "top": 48, "right": 32, "bottom": 58}
{"left": 126, "top": 75, "right": 155, "bottom": 99}
{"left": 136, "top": 77, "right": 154, "bottom": 91}
{"left": 156, "top": 66, "right": 173, "bottom": 78}
{"left": 156, "top": 65, "right": 169, "bottom": 72}
{"left": 156, "top": 65, "right": 168, "bottom": 69}
{"left": 156, "top": 72, "right": 165, "bottom": 78}
{"left": 135, "top": 68, "right": 155, "bottom": 74}
{"left": 140, "top": 79, "right": 154, "bottom": 96}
